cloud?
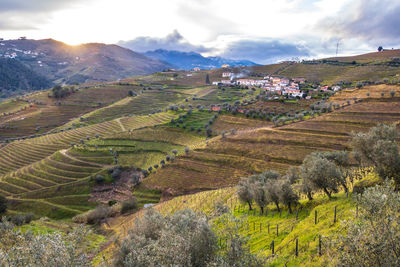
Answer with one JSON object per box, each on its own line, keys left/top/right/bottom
{"left": 0, "top": 0, "right": 93, "bottom": 30}
{"left": 319, "top": 0, "right": 400, "bottom": 47}
{"left": 118, "top": 30, "right": 211, "bottom": 53}
{"left": 218, "top": 39, "right": 311, "bottom": 64}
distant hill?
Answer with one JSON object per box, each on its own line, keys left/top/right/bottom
{"left": 144, "top": 49, "right": 256, "bottom": 70}
{"left": 325, "top": 49, "right": 400, "bottom": 63}
{"left": 0, "top": 39, "right": 171, "bottom": 85}
{"left": 0, "top": 58, "right": 52, "bottom": 96}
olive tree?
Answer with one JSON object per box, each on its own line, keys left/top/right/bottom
{"left": 279, "top": 179, "right": 299, "bottom": 213}
{"left": 300, "top": 154, "right": 342, "bottom": 198}
{"left": 0, "top": 221, "right": 90, "bottom": 266}
{"left": 237, "top": 178, "right": 254, "bottom": 210}
{"left": 116, "top": 208, "right": 218, "bottom": 267}
{"left": 351, "top": 124, "right": 400, "bottom": 184}
{"left": 328, "top": 182, "right": 400, "bottom": 266}
{"left": 265, "top": 179, "right": 282, "bottom": 212}
{"left": 252, "top": 183, "right": 269, "bottom": 214}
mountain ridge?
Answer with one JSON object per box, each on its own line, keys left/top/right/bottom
{"left": 0, "top": 38, "right": 171, "bottom": 87}
{"left": 144, "top": 49, "right": 256, "bottom": 70}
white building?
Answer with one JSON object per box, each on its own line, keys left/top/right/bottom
{"left": 222, "top": 72, "right": 233, "bottom": 78}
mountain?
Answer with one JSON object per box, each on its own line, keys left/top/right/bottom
{"left": 0, "top": 39, "right": 171, "bottom": 85}
{"left": 143, "top": 49, "right": 256, "bottom": 70}
{"left": 0, "top": 58, "right": 52, "bottom": 97}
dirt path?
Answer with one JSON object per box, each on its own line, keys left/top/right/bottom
{"left": 59, "top": 149, "right": 107, "bottom": 167}
{"left": 115, "top": 118, "right": 126, "bottom": 132}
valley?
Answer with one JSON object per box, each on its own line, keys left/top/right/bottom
{"left": 1, "top": 50, "right": 400, "bottom": 266}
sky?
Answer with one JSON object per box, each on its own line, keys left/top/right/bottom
{"left": 0, "top": 0, "right": 399, "bottom": 64}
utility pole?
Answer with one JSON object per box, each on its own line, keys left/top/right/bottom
{"left": 336, "top": 41, "right": 340, "bottom": 57}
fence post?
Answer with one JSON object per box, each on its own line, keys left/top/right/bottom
{"left": 296, "top": 208, "right": 299, "bottom": 220}
{"left": 253, "top": 222, "right": 255, "bottom": 231}
{"left": 315, "top": 210, "right": 318, "bottom": 224}
{"left": 277, "top": 224, "right": 279, "bottom": 236}
{"left": 356, "top": 204, "right": 358, "bottom": 218}
{"left": 334, "top": 206, "right": 337, "bottom": 223}
{"left": 271, "top": 240, "right": 275, "bottom": 255}
{"left": 295, "top": 238, "right": 298, "bottom": 257}
{"left": 260, "top": 223, "right": 262, "bottom": 232}
{"left": 318, "top": 235, "right": 322, "bottom": 256}
{"left": 268, "top": 223, "right": 270, "bottom": 233}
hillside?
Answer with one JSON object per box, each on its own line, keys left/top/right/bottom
{"left": 0, "top": 58, "right": 52, "bottom": 96}
{"left": 0, "top": 39, "right": 170, "bottom": 86}
{"left": 0, "top": 49, "right": 400, "bottom": 266}
{"left": 144, "top": 49, "right": 256, "bottom": 70}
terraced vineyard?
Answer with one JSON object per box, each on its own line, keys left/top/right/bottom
{"left": 139, "top": 87, "right": 400, "bottom": 198}
{"left": 74, "top": 90, "right": 187, "bottom": 125}
{"left": 0, "top": 85, "right": 141, "bottom": 140}
{"left": 0, "top": 112, "right": 178, "bottom": 217}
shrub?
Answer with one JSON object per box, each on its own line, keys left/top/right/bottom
{"left": 120, "top": 198, "right": 138, "bottom": 214}
{"left": 94, "top": 175, "right": 105, "bottom": 184}
{"left": 0, "top": 196, "right": 7, "bottom": 214}
{"left": 10, "top": 213, "right": 34, "bottom": 226}
{"left": 85, "top": 205, "right": 112, "bottom": 225}
{"left": 0, "top": 221, "right": 90, "bottom": 266}
{"left": 328, "top": 182, "right": 400, "bottom": 266}
{"left": 115, "top": 209, "right": 218, "bottom": 266}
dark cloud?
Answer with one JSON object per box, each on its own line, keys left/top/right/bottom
{"left": 118, "top": 30, "right": 211, "bottom": 53}
{"left": 219, "top": 39, "right": 311, "bottom": 64}
{"left": 320, "top": 0, "right": 400, "bottom": 47}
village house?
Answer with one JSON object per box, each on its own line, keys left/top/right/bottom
{"left": 284, "top": 88, "right": 303, "bottom": 98}
{"left": 193, "top": 67, "right": 201, "bottom": 72}
{"left": 293, "top": 77, "right": 306, "bottom": 84}
{"left": 319, "top": 86, "right": 329, "bottom": 91}
{"left": 222, "top": 72, "right": 233, "bottom": 78}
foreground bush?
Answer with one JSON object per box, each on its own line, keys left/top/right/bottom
{"left": 115, "top": 208, "right": 264, "bottom": 267}
{"left": 328, "top": 181, "right": 400, "bottom": 266}
{"left": 120, "top": 198, "right": 138, "bottom": 214}
{"left": 0, "top": 220, "right": 90, "bottom": 266}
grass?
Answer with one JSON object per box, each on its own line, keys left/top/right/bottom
{"left": 110, "top": 176, "right": 368, "bottom": 266}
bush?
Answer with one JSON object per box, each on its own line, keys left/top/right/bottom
{"left": 115, "top": 209, "right": 230, "bottom": 267}
{"left": 0, "top": 196, "right": 7, "bottom": 214}
{"left": 120, "top": 198, "right": 138, "bottom": 214}
{"left": 85, "top": 205, "right": 112, "bottom": 225}
{"left": 9, "top": 213, "right": 34, "bottom": 226}
{"left": 328, "top": 182, "right": 400, "bottom": 266}
{"left": 94, "top": 175, "right": 105, "bottom": 184}
{"left": 0, "top": 221, "right": 90, "bottom": 266}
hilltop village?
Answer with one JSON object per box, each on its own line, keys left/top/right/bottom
{"left": 213, "top": 71, "right": 341, "bottom": 99}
